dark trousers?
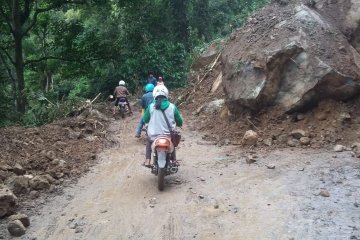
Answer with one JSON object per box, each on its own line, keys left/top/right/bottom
{"left": 115, "top": 97, "right": 131, "bottom": 111}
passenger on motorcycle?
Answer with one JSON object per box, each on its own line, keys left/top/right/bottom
{"left": 113, "top": 80, "right": 132, "bottom": 115}
{"left": 143, "top": 85, "right": 183, "bottom": 167}
{"left": 157, "top": 76, "right": 164, "bottom": 86}
{"left": 135, "top": 83, "right": 154, "bottom": 138}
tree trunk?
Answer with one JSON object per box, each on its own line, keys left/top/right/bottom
{"left": 12, "top": 0, "right": 26, "bottom": 114}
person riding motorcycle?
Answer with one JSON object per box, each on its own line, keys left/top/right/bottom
{"left": 143, "top": 85, "right": 183, "bottom": 167}
{"left": 113, "top": 80, "right": 132, "bottom": 115}
{"left": 135, "top": 83, "right": 154, "bottom": 138}
{"left": 147, "top": 73, "right": 157, "bottom": 86}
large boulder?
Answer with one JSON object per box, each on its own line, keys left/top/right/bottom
{"left": 0, "top": 185, "right": 18, "bottom": 217}
{"left": 222, "top": 3, "right": 360, "bottom": 114}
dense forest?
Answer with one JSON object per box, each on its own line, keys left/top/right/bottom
{"left": 0, "top": 0, "right": 268, "bottom": 126}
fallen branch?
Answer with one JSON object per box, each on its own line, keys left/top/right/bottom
{"left": 177, "top": 52, "right": 222, "bottom": 105}
{"left": 246, "top": 117, "right": 260, "bottom": 131}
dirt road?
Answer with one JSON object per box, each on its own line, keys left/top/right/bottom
{"left": 20, "top": 113, "right": 360, "bottom": 240}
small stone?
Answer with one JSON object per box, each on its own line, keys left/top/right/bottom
{"left": 333, "top": 145, "right": 346, "bottom": 152}
{"left": 243, "top": 130, "right": 258, "bottom": 146}
{"left": 353, "top": 151, "right": 360, "bottom": 158}
{"left": 300, "top": 137, "right": 311, "bottom": 146}
{"left": 199, "top": 177, "right": 205, "bottom": 182}
{"left": 214, "top": 204, "right": 219, "bottom": 209}
{"left": 29, "top": 176, "right": 50, "bottom": 190}
{"left": 266, "top": 164, "right": 275, "bottom": 169}
{"left": 9, "top": 176, "right": 29, "bottom": 194}
{"left": 246, "top": 155, "right": 257, "bottom": 164}
{"left": 8, "top": 214, "right": 30, "bottom": 228}
{"left": 289, "top": 129, "right": 306, "bottom": 139}
{"left": 12, "top": 163, "right": 25, "bottom": 175}
{"left": 319, "top": 190, "right": 330, "bottom": 197}
{"left": 7, "top": 220, "right": 26, "bottom": 237}
{"left": 296, "top": 114, "right": 305, "bottom": 121}
{"left": 199, "top": 194, "right": 205, "bottom": 199}
{"left": 0, "top": 185, "right": 18, "bottom": 217}
{"left": 263, "top": 138, "right": 273, "bottom": 146}
{"left": 29, "top": 190, "right": 40, "bottom": 199}
{"left": 287, "top": 139, "right": 299, "bottom": 147}
{"left": 100, "top": 210, "right": 107, "bottom": 214}
{"left": 354, "top": 202, "right": 359, "bottom": 208}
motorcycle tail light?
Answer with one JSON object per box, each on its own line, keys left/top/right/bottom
{"left": 155, "top": 138, "right": 170, "bottom": 147}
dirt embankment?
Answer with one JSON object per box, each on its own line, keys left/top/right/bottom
{"left": 0, "top": 106, "right": 116, "bottom": 222}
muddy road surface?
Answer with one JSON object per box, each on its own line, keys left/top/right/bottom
{"left": 16, "top": 114, "right": 360, "bottom": 240}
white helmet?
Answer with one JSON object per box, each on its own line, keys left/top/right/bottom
{"left": 153, "top": 85, "right": 169, "bottom": 99}
{"left": 119, "top": 80, "right": 125, "bottom": 86}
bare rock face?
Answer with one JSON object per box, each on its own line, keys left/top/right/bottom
{"left": 222, "top": 3, "right": 360, "bottom": 114}
{"left": 0, "top": 185, "right": 18, "bottom": 217}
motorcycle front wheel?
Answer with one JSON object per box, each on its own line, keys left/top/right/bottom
{"left": 158, "top": 167, "right": 165, "bottom": 191}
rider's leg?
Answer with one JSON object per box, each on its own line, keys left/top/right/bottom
{"left": 144, "top": 137, "right": 153, "bottom": 166}
{"left": 126, "top": 98, "right": 132, "bottom": 113}
{"left": 135, "top": 117, "right": 144, "bottom": 137}
{"left": 113, "top": 98, "right": 119, "bottom": 115}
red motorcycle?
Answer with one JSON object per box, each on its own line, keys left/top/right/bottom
{"left": 150, "top": 135, "right": 178, "bottom": 191}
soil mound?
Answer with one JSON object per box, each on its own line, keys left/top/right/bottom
{"left": 0, "top": 105, "right": 116, "bottom": 218}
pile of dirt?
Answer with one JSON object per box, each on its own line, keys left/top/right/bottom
{"left": 176, "top": 0, "right": 360, "bottom": 150}
{"left": 0, "top": 105, "right": 116, "bottom": 218}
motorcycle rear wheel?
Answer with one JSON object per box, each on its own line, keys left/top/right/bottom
{"left": 158, "top": 168, "right": 165, "bottom": 191}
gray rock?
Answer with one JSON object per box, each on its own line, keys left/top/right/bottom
{"left": 29, "top": 190, "right": 39, "bottom": 199}
{"left": 266, "top": 164, "right": 276, "bottom": 169}
{"left": 243, "top": 130, "right": 258, "bottom": 146}
{"left": 300, "top": 137, "right": 311, "bottom": 146}
{"left": 9, "top": 176, "right": 29, "bottom": 194}
{"left": 319, "top": 190, "right": 330, "bottom": 197}
{"left": 12, "top": 163, "right": 25, "bottom": 175}
{"left": 29, "top": 176, "right": 50, "bottom": 190}
{"left": 8, "top": 213, "right": 30, "bottom": 227}
{"left": 204, "top": 99, "right": 225, "bottom": 114}
{"left": 287, "top": 139, "right": 299, "bottom": 147}
{"left": 263, "top": 138, "right": 273, "bottom": 146}
{"left": 7, "top": 220, "right": 26, "bottom": 237}
{"left": 246, "top": 155, "right": 257, "bottom": 164}
{"left": 333, "top": 144, "right": 346, "bottom": 152}
{"left": 0, "top": 185, "right": 18, "bottom": 217}
{"left": 43, "top": 174, "right": 56, "bottom": 184}
{"left": 222, "top": 5, "right": 360, "bottom": 114}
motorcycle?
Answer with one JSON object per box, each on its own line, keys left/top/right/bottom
{"left": 117, "top": 97, "right": 129, "bottom": 118}
{"left": 150, "top": 135, "right": 179, "bottom": 191}
{"left": 109, "top": 95, "right": 129, "bottom": 118}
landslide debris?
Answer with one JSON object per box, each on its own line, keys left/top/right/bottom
{"left": 0, "top": 106, "right": 115, "bottom": 226}
{"left": 178, "top": 0, "right": 360, "bottom": 149}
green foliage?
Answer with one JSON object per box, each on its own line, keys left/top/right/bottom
{"left": 0, "top": 0, "right": 269, "bottom": 126}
